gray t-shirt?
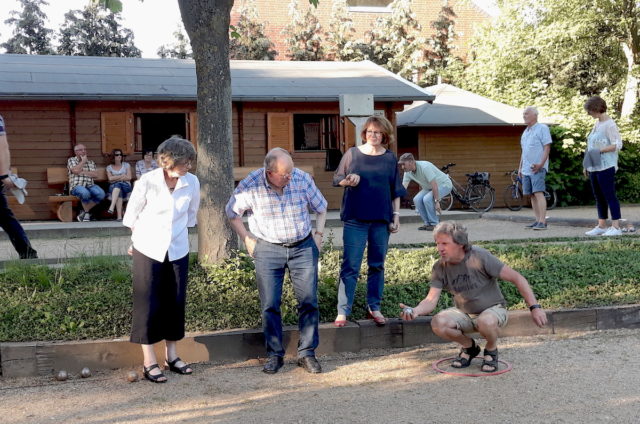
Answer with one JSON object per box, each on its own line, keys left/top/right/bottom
{"left": 430, "top": 246, "right": 506, "bottom": 314}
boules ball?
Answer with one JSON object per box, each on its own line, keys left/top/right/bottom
{"left": 56, "top": 370, "right": 68, "bottom": 381}
{"left": 403, "top": 307, "right": 414, "bottom": 316}
{"left": 127, "top": 371, "right": 139, "bottom": 382}
{"left": 80, "top": 367, "right": 91, "bottom": 378}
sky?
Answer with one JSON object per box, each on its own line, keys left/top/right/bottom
{"left": 0, "top": 0, "right": 184, "bottom": 58}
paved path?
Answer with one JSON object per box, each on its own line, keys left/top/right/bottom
{"left": 1, "top": 329, "right": 638, "bottom": 424}
{"left": 1, "top": 205, "right": 639, "bottom": 261}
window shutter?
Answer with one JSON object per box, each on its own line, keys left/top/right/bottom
{"left": 267, "top": 113, "right": 293, "bottom": 152}
{"left": 101, "top": 112, "right": 133, "bottom": 155}
{"left": 187, "top": 112, "right": 198, "bottom": 152}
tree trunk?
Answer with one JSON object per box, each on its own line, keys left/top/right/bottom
{"left": 620, "top": 42, "right": 639, "bottom": 118}
{"left": 178, "top": 0, "right": 237, "bottom": 264}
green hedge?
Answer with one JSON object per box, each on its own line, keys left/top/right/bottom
{"left": 2, "top": 239, "right": 640, "bottom": 342}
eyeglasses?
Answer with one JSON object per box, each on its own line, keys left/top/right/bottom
{"left": 366, "top": 130, "right": 384, "bottom": 137}
{"left": 114, "top": 153, "right": 122, "bottom": 156}
{"left": 268, "top": 170, "right": 292, "bottom": 179}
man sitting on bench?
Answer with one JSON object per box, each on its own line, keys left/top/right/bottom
{"left": 67, "top": 144, "right": 105, "bottom": 222}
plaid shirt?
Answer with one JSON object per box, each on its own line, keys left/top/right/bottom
{"left": 226, "top": 167, "right": 327, "bottom": 244}
{"left": 67, "top": 156, "right": 98, "bottom": 190}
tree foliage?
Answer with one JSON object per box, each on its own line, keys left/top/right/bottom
{"left": 282, "top": 0, "right": 324, "bottom": 61}
{"left": 1, "top": 0, "right": 54, "bottom": 54}
{"left": 57, "top": 4, "right": 141, "bottom": 57}
{"left": 324, "top": 0, "right": 357, "bottom": 61}
{"left": 157, "top": 24, "right": 192, "bottom": 59}
{"left": 229, "top": 0, "right": 277, "bottom": 60}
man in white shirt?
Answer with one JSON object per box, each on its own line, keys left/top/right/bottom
{"left": 519, "top": 107, "right": 552, "bottom": 230}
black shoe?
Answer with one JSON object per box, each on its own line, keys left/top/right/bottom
{"left": 19, "top": 248, "right": 38, "bottom": 259}
{"left": 262, "top": 356, "right": 284, "bottom": 374}
{"left": 76, "top": 211, "right": 86, "bottom": 222}
{"left": 297, "top": 356, "right": 322, "bottom": 374}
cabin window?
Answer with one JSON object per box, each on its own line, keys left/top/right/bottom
{"left": 134, "top": 113, "right": 188, "bottom": 153}
{"left": 347, "top": 0, "right": 392, "bottom": 12}
{"left": 293, "top": 114, "right": 339, "bottom": 152}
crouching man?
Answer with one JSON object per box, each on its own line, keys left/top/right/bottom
{"left": 399, "top": 221, "right": 547, "bottom": 372}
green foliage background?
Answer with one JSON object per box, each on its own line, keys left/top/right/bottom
{"left": 2, "top": 240, "right": 640, "bottom": 342}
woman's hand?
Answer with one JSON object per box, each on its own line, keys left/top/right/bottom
{"left": 389, "top": 214, "right": 400, "bottom": 233}
{"left": 344, "top": 173, "right": 360, "bottom": 187}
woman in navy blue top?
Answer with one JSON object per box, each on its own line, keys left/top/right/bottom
{"left": 332, "top": 115, "right": 406, "bottom": 327}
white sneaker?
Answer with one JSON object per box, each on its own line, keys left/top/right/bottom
{"left": 585, "top": 226, "right": 606, "bottom": 236}
{"left": 602, "top": 226, "right": 622, "bottom": 236}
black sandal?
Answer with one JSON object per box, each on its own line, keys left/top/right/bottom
{"left": 165, "top": 357, "right": 193, "bottom": 375}
{"left": 481, "top": 348, "right": 499, "bottom": 372}
{"left": 143, "top": 364, "right": 167, "bottom": 383}
{"left": 451, "top": 339, "right": 480, "bottom": 368}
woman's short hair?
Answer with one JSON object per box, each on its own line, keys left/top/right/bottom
{"left": 360, "top": 115, "right": 394, "bottom": 147}
{"left": 156, "top": 136, "right": 196, "bottom": 170}
{"left": 433, "top": 221, "right": 471, "bottom": 252}
{"left": 584, "top": 96, "right": 607, "bottom": 114}
{"left": 398, "top": 152, "right": 415, "bottom": 163}
{"left": 142, "top": 148, "right": 155, "bottom": 158}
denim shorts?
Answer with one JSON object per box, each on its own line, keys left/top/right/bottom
{"left": 522, "top": 169, "right": 546, "bottom": 195}
{"left": 108, "top": 182, "right": 132, "bottom": 199}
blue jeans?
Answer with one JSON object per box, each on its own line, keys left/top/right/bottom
{"left": 71, "top": 184, "right": 105, "bottom": 205}
{"left": 414, "top": 183, "right": 452, "bottom": 226}
{"left": 589, "top": 167, "right": 621, "bottom": 220}
{"left": 337, "top": 220, "right": 390, "bottom": 316}
{"left": 108, "top": 181, "right": 132, "bottom": 199}
{"left": 254, "top": 236, "right": 319, "bottom": 358}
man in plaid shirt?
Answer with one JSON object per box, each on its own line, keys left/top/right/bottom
{"left": 67, "top": 144, "right": 105, "bottom": 222}
{"left": 226, "top": 147, "right": 327, "bottom": 375}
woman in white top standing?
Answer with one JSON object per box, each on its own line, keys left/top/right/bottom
{"left": 123, "top": 136, "right": 200, "bottom": 383}
{"left": 106, "top": 149, "right": 132, "bottom": 221}
{"left": 583, "top": 96, "right": 623, "bottom": 236}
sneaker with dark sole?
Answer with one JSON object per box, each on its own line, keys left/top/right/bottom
{"left": 533, "top": 222, "right": 547, "bottom": 230}
{"left": 76, "top": 211, "right": 86, "bottom": 222}
{"left": 524, "top": 222, "right": 539, "bottom": 229}
{"left": 418, "top": 225, "right": 435, "bottom": 231}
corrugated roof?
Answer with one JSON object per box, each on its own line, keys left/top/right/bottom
{"left": 0, "top": 54, "right": 434, "bottom": 102}
{"left": 397, "top": 84, "right": 553, "bottom": 127}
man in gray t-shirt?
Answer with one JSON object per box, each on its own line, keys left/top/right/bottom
{"left": 399, "top": 222, "right": 547, "bottom": 372}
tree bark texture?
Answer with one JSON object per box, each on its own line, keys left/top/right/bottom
{"left": 178, "top": 0, "right": 237, "bottom": 264}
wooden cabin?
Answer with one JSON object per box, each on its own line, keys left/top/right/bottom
{"left": 0, "top": 54, "right": 433, "bottom": 220}
{"left": 397, "top": 84, "right": 555, "bottom": 203}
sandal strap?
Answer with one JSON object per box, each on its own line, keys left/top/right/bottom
{"left": 143, "top": 363, "right": 160, "bottom": 373}
{"left": 166, "top": 357, "right": 183, "bottom": 367}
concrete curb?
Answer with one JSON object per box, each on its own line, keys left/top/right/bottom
{"left": 2, "top": 304, "right": 638, "bottom": 378}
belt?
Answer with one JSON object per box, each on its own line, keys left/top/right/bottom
{"left": 270, "top": 233, "right": 311, "bottom": 248}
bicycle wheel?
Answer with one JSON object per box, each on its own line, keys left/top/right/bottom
{"left": 545, "top": 188, "right": 558, "bottom": 210}
{"left": 468, "top": 184, "right": 495, "bottom": 212}
{"left": 503, "top": 184, "right": 525, "bottom": 211}
{"left": 439, "top": 193, "right": 453, "bottom": 211}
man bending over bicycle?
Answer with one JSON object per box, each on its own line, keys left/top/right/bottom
{"left": 399, "top": 153, "right": 452, "bottom": 231}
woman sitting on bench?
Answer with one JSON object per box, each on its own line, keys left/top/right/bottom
{"left": 106, "top": 149, "right": 132, "bottom": 221}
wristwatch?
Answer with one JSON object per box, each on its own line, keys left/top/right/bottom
{"left": 529, "top": 304, "right": 542, "bottom": 311}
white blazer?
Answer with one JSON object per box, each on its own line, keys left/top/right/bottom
{"left": 123, "top": 167, "right": 200, "bottom": 262}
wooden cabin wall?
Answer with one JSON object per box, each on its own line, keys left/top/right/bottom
{"left": 418, "top": 126, "right": 524, "bottom": 205}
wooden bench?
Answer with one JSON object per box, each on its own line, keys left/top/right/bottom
{"left": 233, "top": 166, "right": 314, "bottom": 182}
{"left": 47, "top": 167, "right": 107, "bottom": 222}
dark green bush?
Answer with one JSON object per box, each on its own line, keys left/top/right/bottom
{"left": 2, "top": 240, "right": 640, "bottom": 342}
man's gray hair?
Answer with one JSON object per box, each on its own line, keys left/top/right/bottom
{"left": 524, "top": 106, "right": 539, "bottom": 116}
{"left": 264, "top": 147, "right": 291, "bottom": 171}
{"left": 156, "top": 136, "right": 196, "bottom": 170}
{"left": 398, "top": 152, "right": 415, "bottom": 163}
{"left": 433, "top": 221, "right": 472, "bottom": 252}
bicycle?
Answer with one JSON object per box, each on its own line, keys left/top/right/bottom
{"left": 438, "top": 163, "right": 495, "bottom": 213}
{"left": 503, "top": 170, "right": 557, "bottom": 211}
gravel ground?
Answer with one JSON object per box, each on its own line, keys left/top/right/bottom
{"left": 1, "top": 328, "right": 638, "bottom": 424}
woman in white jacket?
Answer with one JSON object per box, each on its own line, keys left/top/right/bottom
{"left": 123, "top": 136, "right": 200, "bottom": 383}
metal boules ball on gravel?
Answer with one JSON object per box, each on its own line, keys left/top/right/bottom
{"left": 55, "top": 370, "right": 68, "bottom": 381}
{"left": 127, "top": 371, "right": 139, "bottom": 382}
{"left": 80, "top": 367, "right": 92, "bottom": 378}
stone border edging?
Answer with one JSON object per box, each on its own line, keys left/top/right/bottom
{"left": 1, "top": 304, "right": 638, "bottom": 378}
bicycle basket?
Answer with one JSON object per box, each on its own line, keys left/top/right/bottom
{"left": 471, "top": 172, "right": 490, "bottom": 184}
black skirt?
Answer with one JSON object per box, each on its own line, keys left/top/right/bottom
{"left": 130, "top": 248, "right": 189, "bottom": 345}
